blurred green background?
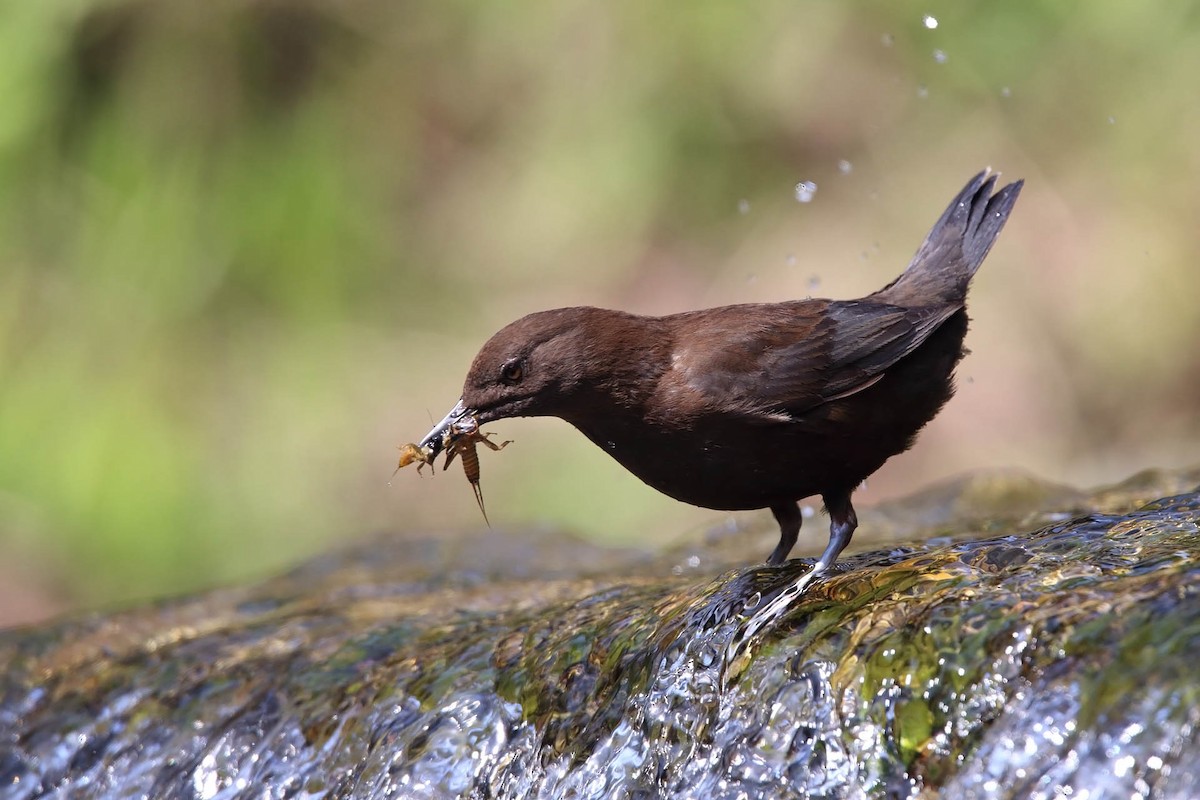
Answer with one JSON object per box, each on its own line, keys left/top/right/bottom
{"left": 2, "top": 1, "right": 1199, "bottom": 626}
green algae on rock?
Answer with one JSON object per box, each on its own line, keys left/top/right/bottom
{"left": 2, "top": 467, "right": 1199, "bottom": 799}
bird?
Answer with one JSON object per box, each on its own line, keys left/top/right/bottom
{"left": 419, "top": 171, "right": 1022, "bottom": 574}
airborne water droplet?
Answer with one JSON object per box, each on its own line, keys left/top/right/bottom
{"left": 923, "top": 14, "right": 938, "bottom": 29}
{"left": 794, "top": 181, "right": 818, "bottom": 203}
{"left": 933, "top": 49, "right": 948, "bottom": 64}
{"left": 837, "top": 159, "right": 853, "bottom": 175}
{"left": 737, "top": 198, "right": 751, "bottom": 215}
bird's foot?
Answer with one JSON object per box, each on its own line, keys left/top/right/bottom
{"left": 722, "top": 559, "right": 831, "bottom": 684}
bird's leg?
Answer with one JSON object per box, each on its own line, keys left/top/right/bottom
{"left": 815, "top": 490, "right": 858, "bottom": 575}
{"left": 767, "top": 502, "right": 802, "bottom": 565}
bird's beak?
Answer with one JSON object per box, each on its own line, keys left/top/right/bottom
{"left": 419, "top": 398, "right": 477, "bottom": 458}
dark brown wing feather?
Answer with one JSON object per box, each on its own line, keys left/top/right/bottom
{"left": 670, "top": 299, "right": 958, "bottom": 421}
{"left": 805, "top": 300, "right": 959, "bottom": 405}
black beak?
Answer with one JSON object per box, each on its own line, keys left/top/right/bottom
{"left": 419, "top": 399, "right": 477, "bottom": 458}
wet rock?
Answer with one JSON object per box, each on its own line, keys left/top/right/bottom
{"left": 2, "top": 467, "right": 1199, "bottom": 799}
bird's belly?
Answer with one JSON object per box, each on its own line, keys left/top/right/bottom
{"left": 570, "top": 421, "right": 835, "bottom": 511}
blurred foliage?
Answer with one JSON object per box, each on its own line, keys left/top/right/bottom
{"left": 2, "top": 0, "right": 1199, "bottom": 625}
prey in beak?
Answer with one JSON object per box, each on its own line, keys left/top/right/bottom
{"left": 397, "top": 398, "right": 512, "bottom": 525}
{"left": 418, "top": 399, "right": 475, "bottom": 460}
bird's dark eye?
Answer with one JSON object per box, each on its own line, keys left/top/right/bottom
{"left": 499, "top": 358, "right": 524, "bottom": 385}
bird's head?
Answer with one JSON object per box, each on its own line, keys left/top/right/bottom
{"left": 419, "top": 308, "right": 603, "bottom": 456}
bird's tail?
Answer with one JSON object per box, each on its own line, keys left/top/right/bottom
{"left": 871, "top": 170, "right": 1023, "bottom": 307}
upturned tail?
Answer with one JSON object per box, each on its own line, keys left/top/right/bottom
{"left": 872, "top": 170, "right": 1023, "bottom": 307}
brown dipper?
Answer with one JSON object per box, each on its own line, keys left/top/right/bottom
{"left": 420, "top": 171, "right": 1022, "bottom": 573}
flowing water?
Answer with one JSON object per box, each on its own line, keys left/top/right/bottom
{"left": 2, "top": 468, "right": 1199, "bottom": 798}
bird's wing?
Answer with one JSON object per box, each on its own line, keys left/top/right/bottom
{"left": 669, "top": 300, "right": 958, "bottom": 421}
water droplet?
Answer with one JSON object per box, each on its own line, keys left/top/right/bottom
{"left": 737, "top": 198, "right": 751, "bottom": 215}
{"left": 1000, "top": 86, "right": 1012, "bottom": 98}
{"left": 923, "top": 14, "right": 939, "bottom": 29}
{"left": 785, "top": 253, "right": 797, "bottom": 267}
{"left": 933, "top": 49, "right": 948, "bottom": 64}
{"left": 917, "top": 84, "right": 930, "bottom": 99}
{"left": 1107, "top": 115, "right": 1116, "bottom": 125}
{"left": 881, "top": 33, "right": 895, "bottom": 47}
{"left": 686, "top": 554, "right": 701, "bottom": 568}
{"left": 807, "top": 275, "right": 821, "bottom": 291}
{"left": 794, "top": 180, "right": 818, "bottom": 203}
{"left": 746, "top": 273, "right": 757, "bottom": 285}
{"left": 837, "top": 159, "right": 853, "bottom": 175}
